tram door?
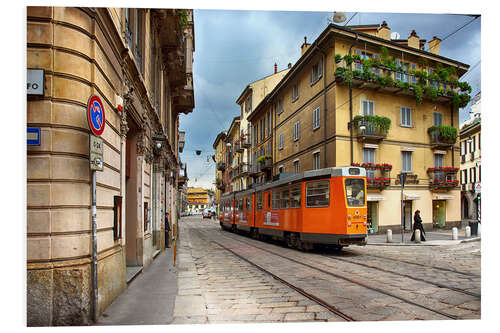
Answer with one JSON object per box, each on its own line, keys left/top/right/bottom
{"left": 403, "top": 200, "right": 412, "bottom": 230}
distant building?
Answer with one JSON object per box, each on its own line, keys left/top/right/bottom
{"left": 459, "top": 92, "right": 481, "bottom": 224}
{"left": 187, "top": 187, "right": 210, "bottom": 212}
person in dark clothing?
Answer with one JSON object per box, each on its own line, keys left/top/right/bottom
{"left": 411, "top": 210, "right": 426, "bottom": 241}
{"left": 165, "top": 212, "right": 171, "bottom": 248}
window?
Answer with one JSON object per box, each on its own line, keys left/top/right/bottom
{"left": 362, "top": 100, "right": 374, "bottom": 116}
{"left": 257, "top": 192, "right": 263, "bottom": 210}
{"left": 472, "top": 136, "right": 476, "bottom": 152}
{"left": 259, "top": 118, "right": 264, "bottom": 142}
{"left": 113, "top": 196, "right": 122, "bottom": 240}
{"left": 279, "top": 133, "right": 284, "bottom": 150}
{"left": 401, "top": 151, "right": 412, "bottom": 172}
{"left": 400, "top": 107, "right": 412, "bottom": 127}
{"left": 292, "top": 83, "right": 299, "bottom": 102}
{"left": 278, "top": 166, "right": 284, "bottom": 174}
{"left": 313, "top": 107, "right": 320, "bottom": 130}
{"left": 462, "top": 169, "right": 468, "bottom": 184}
{"left": 433, "top": 112, "right": 443, "bottom": 126}
{"left": 306, "top": 180, "right": 330, "bottom": 207}
{"left": 434, "top": 154, "right": 444, "bottom": 181}
{"left": 469, "top": 167, "right": 475, "bottom": 183}
{"left": 290, "top": 184, "right": 301, "bottom": 208}
{"left": 310, "top": 58, "right": 323, "bottom": 84}
{"left": 479, "top": 133, "right": 481, "bottom": 150}
{"left": 428, "top": 68, "right": 439, "bottom": 89}
{"left": 272, "top": 189, "right": 280, "bottom": 209}
{"left": 461, "top": 140, "right": 466, "bottom": 155}
{"left": 363, "top": 149, "right": 375, "bottom": 179}
{"left": 313, "top": 152, "right": 321, "bottom": 170}
{"left": 280, "top": 187, "right": 290, "bottom": 209}
{"left": 267, "top": 192, "right": 271, "bottom": 209}
{"left": 395, "top": 60, "right": 409, "bottom": 83}
{"left": 345, "top": 178, "right": 365, "bottom": 207}
{"left": 409, "top": 63, "right": 417, "bottom": 84}
{"left": 144, "top": 201, "right": 149, "bottom": 231}
{"left": 253, "top": 124, "right": 258, "bottom": 145}
{"left": 294, "top": 121, "right": 300, "bottom": 141}
{"left": 276, "top": 98, "right": 284, "bottom": 115}
{"left": 266, "top": 141, "right": 272, "bottom": 155}
{"left": 293, "top": 160, "right": 299, "bottom": 173}
{"left": 266, "top": 111, "right": 272, "bottom": 137}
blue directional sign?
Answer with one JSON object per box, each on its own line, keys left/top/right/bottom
{"left": 27, "top": 127, "right": 41, "bottom": 146}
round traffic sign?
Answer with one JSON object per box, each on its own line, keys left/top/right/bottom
{"left": 87, "top": 95, "right": 106, "bottom": 136}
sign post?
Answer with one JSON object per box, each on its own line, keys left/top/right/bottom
{"left": 399, "top": 173, "right": 407, "bottom": 243}
{"left": 87, "top": 95, "right": 105, "bottom": 323}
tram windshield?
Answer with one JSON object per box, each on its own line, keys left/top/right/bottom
{"left": 345, "top": 178, "right": 365, "bottom": 207}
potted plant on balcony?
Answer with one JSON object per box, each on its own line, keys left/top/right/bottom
{"left": 351, "top": 162, "right": 361, "bottom": 167}
{"left": 383, "top": 178, "right": 390, "bottom": 185}
{"left": 335, "top": 54, "right": 342, "bottom": 63}
{"left": 361, "top": 162, "right": 376, "bottom": 170}
{"left": 381, "top": 163, "right": 392, "bottom": 171}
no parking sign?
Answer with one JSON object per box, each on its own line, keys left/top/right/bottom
{"left": 87, "top": 95, "right": 106, "bottom": 136}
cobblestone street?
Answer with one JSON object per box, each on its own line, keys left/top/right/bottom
{"left": 171, "top": 216, "right": 481, "bottom": 324}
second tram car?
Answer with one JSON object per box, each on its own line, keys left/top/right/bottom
{"left": 218, "top": 166, "right": 367, "bottom": 250}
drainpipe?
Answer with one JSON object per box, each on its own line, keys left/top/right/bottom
{"left": 349, "top": 33, "right": 359, "bottom": 164}
{"left": 314, "top": 43, "right": 328, "bottom": 168}
{"left": 451, "top": 103, "right": 454, "bottom": 167}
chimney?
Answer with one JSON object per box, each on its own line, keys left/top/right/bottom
{"left": 407, "top": 30, "right": 420, "bottom": 49}
{"left": 378, "top": 21, "right": 391, "bottom": 40}
{"left": 288, "top": 63, "right": 292, "bottom": 69}
{"left": 274, "top": 63, "right": 277, "bottom": 74}
{"left": 301, "top": 36, "right": 310, "bottom": 55}
{"left": 428, "top": 36, "right": 441, "bottom": 55}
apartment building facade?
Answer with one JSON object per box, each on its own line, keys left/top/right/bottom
{"left": 460, "top": 92, "right": 481, "bottom": 223}
{"left": 187, "top": 187, "right": 210, "bottom": 212}
{"left": 251, "top": 22, "right": 471, "bottom": 233}
{"left": 27, "top": 7, "right": 194, "bottom": 325}
{"left": 225, "top": 117, "right": 241, "bottom": 191}
{"left": 213, "top": 131, "right": 227, "bottom": 206}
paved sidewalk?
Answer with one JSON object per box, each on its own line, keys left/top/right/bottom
{"left": 96, "top": 246, "right": 178, "bottom": 325}
{"left": 367, "top": 228, "right": 481, "bottom": 246}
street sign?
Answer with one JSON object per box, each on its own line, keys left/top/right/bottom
{"left": 87, "top": 95, "right": 106, "bottom": 136}
{"left": 90, "top": 135, "right": 104, "bottom": 171}
{"left": 399, "top": 173, "right": 407, "bottom": 188}
{"left": 27, "top": 127, "right": 41, "bottom": 146}
{"left": 27, "top": 69, "right": 44, "bottom": 95}
{"left": 475, "top": 183, "right": 481, "bottom": 194}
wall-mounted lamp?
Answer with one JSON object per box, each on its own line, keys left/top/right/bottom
{"left": 467, "top": 136, "right": 472, "bottom": 144}
{"left": 156, "top": 142, "right": 162, "bottom": 149}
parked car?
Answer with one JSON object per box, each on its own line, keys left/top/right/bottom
{"left": 202, "top": 209, "right": 211, "bottom": 219}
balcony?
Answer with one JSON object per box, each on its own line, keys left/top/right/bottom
{"left": 235, "top": 140, "right": 244, "bottom": 153}
{"left": 428, "top": 126, "right": 457, "bottom": 149}
{"left": 230, "top": 168, "right": 240, "bottom": 181}
{"left": 366, "top": 177, "right": 391, "bottom": 190}
{"left": 241, "top": 135, "right": 251, "bottom": 148}
{"left": 248, "top": 163, "right": 261, "bottom": 177}
{"left": 216, "top": 161, "right": 226, "bottom": 171}
{"left": 351, "top": 115, "right": 390, "bottom": 143}
{"left": 216, "top": 177, "right": 225, "bottom": 190}
{"left": 239, "top": 163, "right": 249, "bottom": 176}
{"left": 427, "top": 167, "right": 459, "bottom": 191}
{"left": 258, "top": 157, "right": 273, "bottom": 171}
{"left": 334, "top": 58, "right": 471, "bottom": 109}
{"left": 395, "top": 173, "right": 419, "bottom": 185}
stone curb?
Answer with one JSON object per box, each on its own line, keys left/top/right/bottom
{"left": 367, "top": 236, "right": 481, "bottom": 246}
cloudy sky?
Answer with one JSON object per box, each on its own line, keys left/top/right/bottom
{"left": 179, "top": 7, "right": 481, "bottom": 190}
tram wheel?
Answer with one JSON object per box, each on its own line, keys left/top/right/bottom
{"left": 286, "top": 234, "right": 294, "bottom": 248}
{"left": 251, "top": 228, "right": 259, "bottom": 239}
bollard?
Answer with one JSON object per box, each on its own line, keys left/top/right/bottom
{"left": 452, "top": 227, "right": 458, "bottom": 240}
{"left": 386, "top": 229, "right": 392, "bottom": 243}
{"left": 477, "top": 223, "right": 481, "bottom": 237}
{"left": 414, "top": 229, "right": 421, "bottom": 243}
{"left": 465, "top": 226, "right": 471, "bottom": 238}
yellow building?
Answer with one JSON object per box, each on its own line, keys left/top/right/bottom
{"left": 213, "top": 131, "right": 227, "bottom": 206}
{"left": 225, "top": 116, "right": 241, "bottom": 192}
{"left": 459, "top": 92, "right": 481, "bottom": 223}
{"left": 250, "top": 22, "right": 471, "bottom": 233}
{"left": 187, "top": 187, "right": 210, "bottom": 212}
{"left": 27, "top": 7, "right": 194, "bottom": 325}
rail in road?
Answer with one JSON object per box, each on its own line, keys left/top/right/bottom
{"left": 188, "top": 222, "right": 480, "bottom": 321}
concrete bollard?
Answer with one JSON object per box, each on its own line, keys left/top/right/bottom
{"left": 465, "top": 226, "right": 471, "bottom": 238}
{"left": 477, "top": 223, "right": 481, "bottom": 236}
{"left": 415, "top": 229, "right": 421, "bottom": 243}
{"left": 452, "top": 227, "right": 458, "bottom": 240}
{"left": 386, "top": 229, "right": 392, "bottom": 243}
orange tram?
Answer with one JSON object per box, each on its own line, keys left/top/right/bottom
{"left": 218, "top": 166, "right": 368, "bottom": 251}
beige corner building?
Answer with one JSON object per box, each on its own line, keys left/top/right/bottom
{"left": 248, "top": 22, "right": 471, "bottom": 233}
{"left": 27, "top": 7, "right": 194, "bottom": 325}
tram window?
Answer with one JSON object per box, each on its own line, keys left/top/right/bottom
{"left": 238, "top": 199, "right": 244, "bottom": 211}
{"left": 345, "top": 178, "right": 365, "bottom": 207}
{"left": 267, "top": 192, "right": 271, "bottom": 209}
{"left": 272, "top": 189, "right": 280, "bottom": 209}
{"left": 257, "top": 192, "right": 262, "bottom": 210}
{"left": 306, "top": 180, "right": 330, "bottom": 207}
{"left": 290, "top": 184, "right": 301, "bottom": 208}
{"left": 247, "top": 196, "right": 252, "bottom": 211}
{"left": 280, "top": 187, "right": 290, "bottom": 209}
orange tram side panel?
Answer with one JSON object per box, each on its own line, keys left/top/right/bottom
{"left": 218, "top": 167, "right": 367, "bottom": 247}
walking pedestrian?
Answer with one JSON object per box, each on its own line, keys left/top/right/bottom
{"left": 410, "top": 210, "right": 426, "bottom": 242}
{"left": 165, "top": 212, "right": 171, "bottom": 248}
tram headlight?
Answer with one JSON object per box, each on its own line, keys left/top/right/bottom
{"left": 347, "top": 221, "right": 352, "bottom": 227}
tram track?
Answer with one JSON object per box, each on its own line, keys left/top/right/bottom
{"left": 193, "top": 227, "right": 465, "bottom": 321}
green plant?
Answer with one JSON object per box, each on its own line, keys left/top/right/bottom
{"left": 335, "top": 54, "right": 342, "bottom": 63}
{"left": 353, "top": 115, "right": 391, "bottom": 133}
{"left": 458, "top": 81, "right": 472, "bottom": 93}
{"left": 424, "top": 86, "right": 438, "bottom": 100}
{"left": 257, "top": 155, "right": 272, "bottom": 164}
{"left": 352, "top": 54, "right": 361, "bottom": 62}
{"left": 343, "top": 54, "right": 353, "bottom": 66}
{"left": 413, "top": 84, "right": 423, "bottom": 105}
{"left": 427, "top": 125, "right": 458, "bottom": 142}
{"left": 353, "top": 70, "right": 362, "bottom": 78}
{"left": 179, "top": 9, "right": 189, "bottom": 29}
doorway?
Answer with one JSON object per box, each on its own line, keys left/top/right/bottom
{"left": 403, "top": 200, "right": 412, "bottom": 230}
{"left": 433, "top": 200, "right": 446, "bottom": 228}
{"left": 367, "top": 201, "right": 378, "bottom": 233}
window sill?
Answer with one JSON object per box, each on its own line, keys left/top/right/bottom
{"left": 400, "top": 124, "right": 412, "bottom": 128}
{"left": 310, "top": 76, "right": 322, "bottom": 86}
{"left": 313, "top": 126, "right": 320, "bottom": 131}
